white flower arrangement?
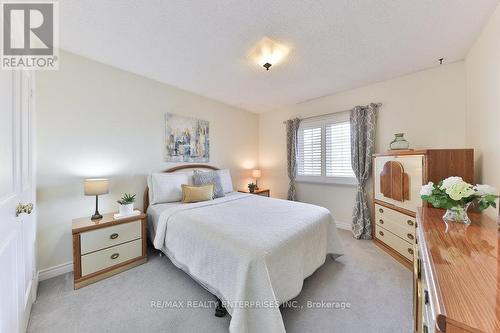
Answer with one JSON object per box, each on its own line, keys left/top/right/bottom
{"left": 439, "top": 176, "right": 463, "bottom": 191}
{"left": 419, "top": 182, "right": 434, "bottom": 196}
{"left": 474, "top": 184, "right": 498, "bottom": 196}
{"left": 420, "top": 176, "right": 498, "bottom": 212}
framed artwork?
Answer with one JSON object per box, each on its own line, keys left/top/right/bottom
{"left": 165, "top": 113, "right": 209, "bottom": 162}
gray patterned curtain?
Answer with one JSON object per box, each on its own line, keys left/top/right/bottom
{"left": 286, "top": 118, "right": 301, "bottom": 201}
{"left": 351, "top": 103, "right": 379, "bottom": 239}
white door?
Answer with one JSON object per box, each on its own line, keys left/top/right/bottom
{"left": 0, "top": 69, "right": 36, "bottom": 333}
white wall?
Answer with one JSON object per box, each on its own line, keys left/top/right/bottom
{"left": 465, "top": 3, "right": 500, "bottom": 218}
{"left": 36, "top": 51, "right": 259, "bottom": 272}
{"left": 259, "top": 62, "right": 467, "bottom": 225}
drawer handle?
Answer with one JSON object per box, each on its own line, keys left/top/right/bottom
{"left": 407, "top": 233, "right": 414, "bottom": 240}
{"left": 110, "top": 233, "right": 119, "bottom": 240}
{"left": 110, "top": 253, "right": 120, "bottom": 260}
{"left": 379, "top": 231, "right": 384, "bottom": 236}
{"left": 407, "top": 220, "right": 414, "bottom": 226}
{"left": 379, "top": 219, "right": 384, "bottom": 224}
{"left": 378, "top": 208, "right": 384, "bottom": 213}
{"left": 408, "top": 248, "right": 414, "bottom": 255}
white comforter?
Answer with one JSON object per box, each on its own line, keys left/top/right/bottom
{"left": 152, "top": 192, "right": 343, "bottom": 333}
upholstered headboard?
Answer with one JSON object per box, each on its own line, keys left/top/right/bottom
{"left": 143, "top": 164, "right": 219, "bottom": 213}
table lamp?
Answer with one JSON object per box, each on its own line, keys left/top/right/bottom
{"left": 251, "top": 169, "right": 261, "bottom": 190}
{"left": 84, "top": 179, "right": 109, "bottom": 220}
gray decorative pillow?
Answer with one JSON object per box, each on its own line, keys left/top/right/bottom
{"left": 192, "top": 170, "right": 225, "bottom": 199}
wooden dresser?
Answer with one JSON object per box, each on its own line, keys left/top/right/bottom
{"left": 372, "top": 149, "right": 473, "bottom": 267}
{"left": 72, "top": 212, "right": 147, "bottom": 289}
{"left": 414, "top": 207, "right": 500, "bottom": 333}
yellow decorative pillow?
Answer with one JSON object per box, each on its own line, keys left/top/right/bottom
{"left": 181, "top": 184, "right": 214, "bottom": 203}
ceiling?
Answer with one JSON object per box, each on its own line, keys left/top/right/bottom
{"left": 59, "top": 0, "right": 498, "bottom": 113}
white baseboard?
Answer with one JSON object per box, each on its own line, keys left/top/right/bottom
{"left": 38, "top": 261, "right": 73, "bottom": 281}
{"left": 335, "top": 221, "right": 351, "bottom": 231}
{"left": 22, "top": 277, "right": 37, "bottom": 333}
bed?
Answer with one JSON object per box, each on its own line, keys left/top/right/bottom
{"left": 145, "top": 165, "right": 343, "bottom": 333}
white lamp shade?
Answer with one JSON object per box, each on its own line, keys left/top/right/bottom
{"left": 251, "top": 169, "right": 262, "bottom": 178}
{"left": 84, "top": 179, "right": 109, "bottom": 196}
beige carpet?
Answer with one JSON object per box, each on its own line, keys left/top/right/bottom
{"left": 28, "top": 230, "right": 412, "bottom": 333}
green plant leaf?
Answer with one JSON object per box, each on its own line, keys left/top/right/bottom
{"left": 119, "top": 193, "right": 136, "bottom": 204}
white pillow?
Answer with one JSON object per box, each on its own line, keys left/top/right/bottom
{"left": 217, "top": 169, "right": 234, "bottom": 193}
{"left": 148, "top": 172, "right": 192, "bottom": 204}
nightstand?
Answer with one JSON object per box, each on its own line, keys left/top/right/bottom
{"left": 238, "top": 189, "right": 270, "bottom": 197}
{"left": 72, "top": 212, "right": 147, "bottom": 289}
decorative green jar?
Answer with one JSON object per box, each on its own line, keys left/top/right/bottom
{"left": 389, "top": 133, "right": 409, "bottom": 150}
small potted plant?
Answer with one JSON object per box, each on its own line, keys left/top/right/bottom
{"left": 117, "top": 193, "right": 136, "bottom": 216}
{"left": 248, "top": 183, "right": 257, "bottom": 193}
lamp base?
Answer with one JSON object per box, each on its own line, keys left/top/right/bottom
{"left": 91, "top": 195, "right": 103, "bottom": 220}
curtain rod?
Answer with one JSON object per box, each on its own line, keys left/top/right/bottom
{"left": 282, "top": 102, "right": 382, "bottom": 124}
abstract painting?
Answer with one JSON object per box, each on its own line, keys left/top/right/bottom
{"left": 165, "top": 113, "right": 209, "bottom": 162}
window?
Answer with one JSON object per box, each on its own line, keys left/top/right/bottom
{"left": 325, "top": 122, "right": 355, "bottom": 178}
{"left": 296, "top": 112, "right": 356, "bottom": 185}
{"left": 297, "top": 127, "right": 322, "bottom": 176}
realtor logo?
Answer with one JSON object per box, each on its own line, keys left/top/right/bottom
{"left": 1, "top": 1, "right": 59, "bottom": 70}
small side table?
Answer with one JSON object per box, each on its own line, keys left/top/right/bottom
{"left": 238, "top": 189, "right": 270, "bottom": 197}
{"left": 72, "top": 212, "right": 147, "bottom": 289}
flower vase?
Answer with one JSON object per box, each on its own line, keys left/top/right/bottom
{"left": 442, "top": 202, "right": 472, "bottom": 224}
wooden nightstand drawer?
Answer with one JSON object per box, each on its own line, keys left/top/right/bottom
{"left": 80, "top": 220, "right": 141, "bottom": 255}
{"left": 81, "top": 239, "right": 142, "bottom": 276}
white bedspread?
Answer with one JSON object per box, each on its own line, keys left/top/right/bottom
{"left": 152, "top": 192, "right": 343, "bottom": 333}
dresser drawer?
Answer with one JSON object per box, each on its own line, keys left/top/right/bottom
{"left": 375, "top": 204, "right": 416, "bottom": 243}
{"left": 80, "top": 220, "right": 141, "bottom": 254}
{"left": 81, "top": 239, "right": 142, "bottom": 276}
{"left": 375, "top": 225, "right": 414, "bottom": 261}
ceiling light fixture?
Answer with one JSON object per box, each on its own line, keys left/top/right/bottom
{"left": 249, "top": 37, "right": 289, "bottom": 71}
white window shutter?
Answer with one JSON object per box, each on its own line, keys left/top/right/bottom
{"left": 325, "top": 121, "right": 355, "bottom": 178}
{"left": 297, "top": 126, "right": 322, "bottom": 176}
